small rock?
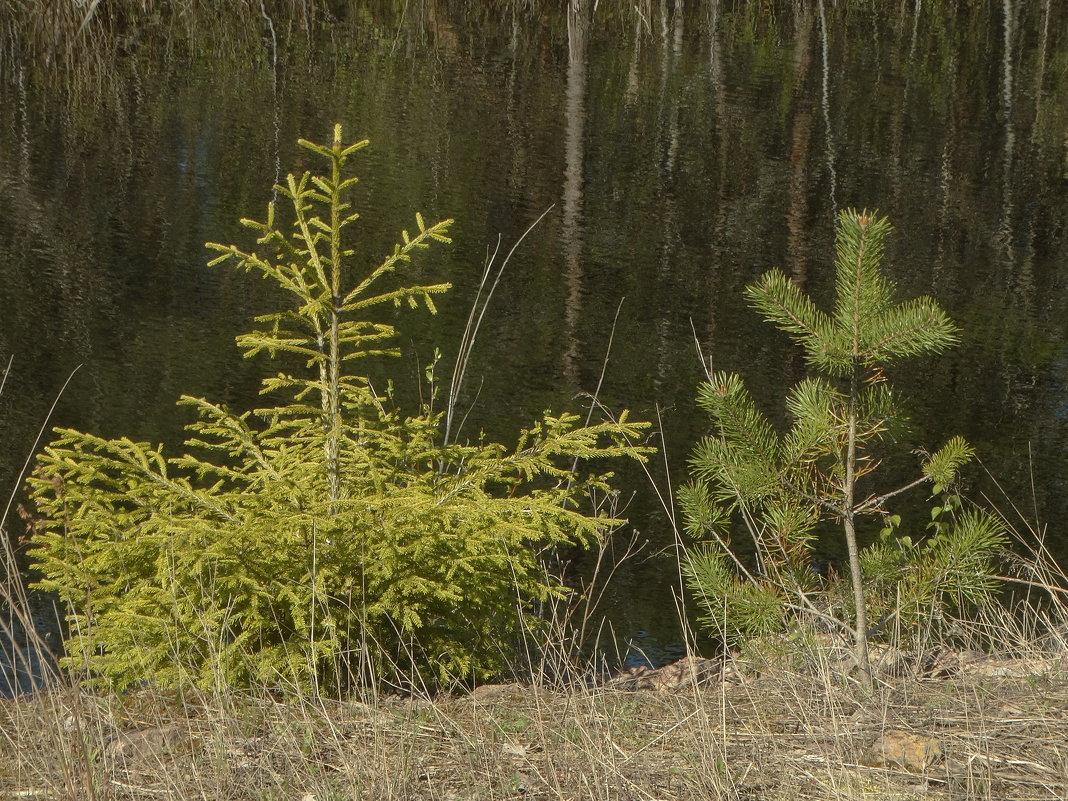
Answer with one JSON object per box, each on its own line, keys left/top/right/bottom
{"left": 919, "top": 647, "right": 984, "bottom": 678}
{"left": 501, "top": 742, "right": 528, "bottom": 758}
{"left": 470, "top": 682, "right": 524, "bottom": 701}
{"left": 649, "top": 656, "right": 721, "bottom": 691}
{"left": 338, "top": 700, "right": 393, "bottom": 725}
{"left": 606, "top": 656, "right": 721, "bottom": 692}
{"left": 104, "top": 724, "right": 191, "bottom": 763}
{"left": 862, "top": 729, "right": 942, "bottom": 773}
{"left": 961, "top": 656, "right": 1058, "bottom": 678}
{"left": 868, "top": 644, "right": 911, "bottom": 677}
{"left": 830, "top": 643, "right": 911, "bottom": 678}
{"left": 920, "top": 648, "right": 1063, "bottom": 679}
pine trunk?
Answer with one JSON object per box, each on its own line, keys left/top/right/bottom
{"left": 844, "top": 370, "right": 872, "bottom": 689}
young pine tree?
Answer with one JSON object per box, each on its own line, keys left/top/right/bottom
{"left": 680, "top": 210, "right": 1005, "bottom": 688}
{"left": 29, "top": 126, "right": 649, "bottom": 693}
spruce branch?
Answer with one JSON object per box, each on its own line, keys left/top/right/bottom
{"left": 30, "top": 125, "right": 649, "bottom": 692}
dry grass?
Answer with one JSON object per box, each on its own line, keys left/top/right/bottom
{"left": 0, "top": 641, "right": 1066, "bottom": 801}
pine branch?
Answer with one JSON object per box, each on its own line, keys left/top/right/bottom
{"left": 852, "top": 475, "right": 929, "bottom": 515}
{"left": 745, "top": 269, "right": 834, "bottom": 355}
{"left": 833, "top": 209, "right": 894, "bottom": 344}
{"left": 868, "top": 299, "right": 960, "bottom": 360}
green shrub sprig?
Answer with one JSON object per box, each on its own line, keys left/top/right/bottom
{"left": 30, "top": 126, "right": 649, "bottom": 693}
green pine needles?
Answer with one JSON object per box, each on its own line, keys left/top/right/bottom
{"left": 680, "top": 210, "right": 1005, "bottom": 687}
{"left": 29, "top": 125, "right": 649, "bottom": 693}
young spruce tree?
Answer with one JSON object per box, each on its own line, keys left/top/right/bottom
{"left": 29, "top": 126, "right": 648, "bottom": 693}
{"left": 680, "top": 210, "right": 1005, "bottom": 688}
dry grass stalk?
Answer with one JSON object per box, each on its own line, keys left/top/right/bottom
{"left": 0, "top": 622, "right": 1066, "bottom": 801}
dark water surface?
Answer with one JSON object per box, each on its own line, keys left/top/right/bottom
{"left": 1, "top": 1, "right": 1066, "bottom": 679}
